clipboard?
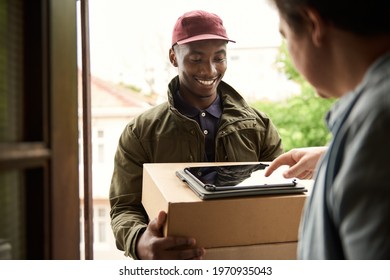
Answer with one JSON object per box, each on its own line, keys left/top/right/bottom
{"left": 176, "top": 163, "right": 307, "bottom": 200}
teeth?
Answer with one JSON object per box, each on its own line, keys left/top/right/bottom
{"left": 197, "top": 79, "right": 215, "bottom": 86}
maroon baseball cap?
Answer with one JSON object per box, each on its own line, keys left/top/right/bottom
{"left": 171, "top": 10, "right": 236, "bottom": 46}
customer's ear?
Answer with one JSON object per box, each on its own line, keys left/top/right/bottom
{"left": 169, "top": 48, "right": 178, "bottom": 67}
{"left": 304, "top": 7, "right": 326, "bottom": 47}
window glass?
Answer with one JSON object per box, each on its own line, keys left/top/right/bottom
{"left": 0, "top": 0, "right": 23, "bottom": 142}
{"left": 0, "top": 0, "right": 26, "bottom": 260}
{"left": 0, "top": 171, "right": 26, "bottom": 259}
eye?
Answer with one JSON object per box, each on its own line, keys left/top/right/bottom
{"left": 214, "top": 56, "right": 226, "bottom": 63}
{"left": 190, "top": 58, "right": 201, "bottom": 63}
{"left": 189, "top": 55, "right": 202, "bottom": 63}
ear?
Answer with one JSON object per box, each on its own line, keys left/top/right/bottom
{"left": 304, "top": 8, "right": 326, "bottom": 47}
{"left": 169, "top": 48, "right": 178, "bottom": 67}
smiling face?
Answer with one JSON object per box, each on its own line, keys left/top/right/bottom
{"left": 169, "top": 39, "right": 228, "bottom": 108}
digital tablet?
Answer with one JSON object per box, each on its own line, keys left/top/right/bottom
{"left": 176, "top": 163, "right": 307, "bottom": 200}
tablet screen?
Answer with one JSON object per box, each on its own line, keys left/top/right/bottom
{"left": 184, "top": 163, "right": 296, "bottom": 191}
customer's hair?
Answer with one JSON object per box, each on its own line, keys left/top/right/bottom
{"left": 270, "top": 0, "right": 390, "bottom": 36}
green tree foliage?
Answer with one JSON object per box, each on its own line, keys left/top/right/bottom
{"left": 251, "top": 41, "right": 336, "bottom": 152}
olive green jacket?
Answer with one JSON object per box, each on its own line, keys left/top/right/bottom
{"left": 109, "top": 76, "right": 283, "bottom": 259}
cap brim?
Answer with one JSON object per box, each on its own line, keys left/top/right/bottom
{"left": 176, "top": 34, "right": 236, "bottom": 45}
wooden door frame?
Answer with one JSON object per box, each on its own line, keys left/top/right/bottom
{"left": 0, "top": 0, "right": 80, "bottom": 259}
{"left": 48, "top": 0, "right": 79, "bottom": 259}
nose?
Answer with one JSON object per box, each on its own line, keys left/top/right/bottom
{"left": 199, "top": 60, "right": 217, "bottom": 76}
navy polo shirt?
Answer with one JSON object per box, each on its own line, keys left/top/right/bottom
{"left": 173, "top": 90, "right": 222, "bottom": 161}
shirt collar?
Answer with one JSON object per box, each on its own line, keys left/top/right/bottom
{"left": 174, "top": 90, "right": 222, "bottom": 118}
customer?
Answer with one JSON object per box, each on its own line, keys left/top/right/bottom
{"left": 266, "top": 0, "right": 390, "bottom": 259}
{"left": 109, "top": 10, "right": 283, "bottom": 260}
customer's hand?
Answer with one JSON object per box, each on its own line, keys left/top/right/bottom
{"left": 135, "top": 211, "right": 205, "bottom": 260}
{"left": 264, "top": 146, "right": 327, "bottom": 179}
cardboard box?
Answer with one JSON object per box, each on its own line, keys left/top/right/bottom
{"left": 204, "top": 242, "right": 297, "bottom": 260}
{"left": 142, "top": 162, "right": 307, "bottom": 249}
